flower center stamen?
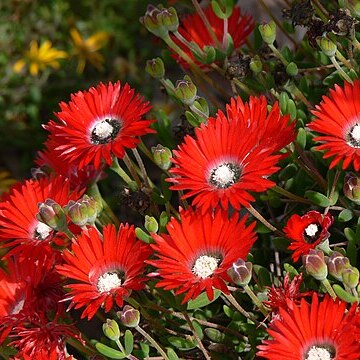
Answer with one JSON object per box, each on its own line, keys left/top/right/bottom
{"left": 192, "top": 255, "right": 220, "bottom": 279}
{"left": 346, "top": 123, "right": 360, "bottom": 148}
{"left": 303, "top": 223, "right": 321, "bottom": 243}
{"left": 305, "top": 345, "right": 335, "bottom": 360}
{"left": 91, "top": 118, "right": 122, "bottom": 145}
{"left": 97, "top": 271, "right": 123, "bottom": 293}
{"left": 209, "top": 162, "right": 241, "bottom": 189}
{"left": 33, "top": 221, "right": 53, "bottom": 241}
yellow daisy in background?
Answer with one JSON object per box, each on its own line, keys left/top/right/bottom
{"left": 13, "top": 40, "right": 68, "bottom": 76}
{"left": 70, "top": 28, "right": 109, "bottom": 73}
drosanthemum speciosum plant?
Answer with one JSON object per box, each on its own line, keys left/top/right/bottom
{"left": 2, "top": 0, "right": 360, "bottom": 358}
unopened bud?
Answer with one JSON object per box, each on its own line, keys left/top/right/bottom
{"left": 317, "top": 36, "right": 337, "bottom": 57}
{"left": 66, "top": 195, "right": 98, "bottom": 226}
{"left": 302, "top": 249, "right": 328, "bottom": 281}
{"left": 227, "top": 258, "right": 252, "bottom": 286}
{"left": 145, "top": 58, "right": 165, "bottom": 79}
{"left": 174, "top": 75, "right": 197, "bottom": 106}
{"left": 161, "top": 7, "right": 179, "bottom": 32}
{"left": 342, "top": 266, "right": 359, "bottom": 289}
{"left": 258, "top": 21, "right": 277, "bottom": 45}
{"left": 327, "top": 251, "right": 350, "bottom": 281}
{"left": 140, "top": 5, "right": 168, "bottom": 38}
{"left": 249, "top": 55, "right": 263, "bottom": 74}
{"left": 118, "top": 305, "right": 140, "bottom": 328}
{"left": 103, "top": 319, "right": 120, "bottom": 341}
{"left": 37, "top": 199, "right": 67, "bottom": 231}
{"left": 144, "top": 215, "right": 158, "bottom": 233}
{"left": 151, "top": 144, "right": 172, "bottom": 170}
{"left": 343, "top": 172, "right": 360, "bottom": 205}
{"left": 286, "top": 62, "right": 298, "bottom": 76}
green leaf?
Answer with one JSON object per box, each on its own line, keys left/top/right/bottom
{"left": 124, "top": 330, "right": 134, "bottom": 355}
{"left": 328, "top": 190, "right": 339, "bottom": 206}
{"left": 192, "top": 320, "right": 204, "bottom": 339}
{"left": 167, "top": 336, "right": 196, "bottom": 350}
{"left": 333, "top": 284, "right": 359, "bottom": 303}
{"left": 135, "top": 227, "right": 153, "bottom": 243}
{"left": 223, "top": 305, "right": 234, "bottom": 319}
{"left": 185, "top": 110, "right": 202, "bottom": 127}
{"left": 253, "top": 265, "right": 272, "bottom": 288}
{"left": 95, "top": 342, "right": 126, "bottom": 359}
{"left": 287, "top": 99, "right": 297, "bottom": 120}
{"left": 338, "top": 209, "right": 353, "bottom": 222}
{"left": 187, "top": 290, "right": 221, "bottom": 310}
{"left": 284, "top": 263, "right": 299, "bottom": 276}
{"left": 305, "top": 191, "right": 330, "bottom": 207}
{"left": 296, "top": 128, "right": 306, "bottom": 149}
{"left": 167, "top": 348, "right": 180, "bottom": 360}
{"left": 279, "top": 92, "right": 289, "bottom": 114}
{"left": 159, "top": 211, "right": 170, "bottom": 232}
{"left": 204, "top": 328, "right": 225, "bottom": 343}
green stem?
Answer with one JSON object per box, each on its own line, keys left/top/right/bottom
{"left": 273, "top": 185, "right": 312, "bottom": 204}
{"left": 135, "top": 325, "right": 169, "bottom": 360}
{"left": 324, "top": 170, "right": 340, "bottom": 215}
{"left": 189, "top": 103, "right": 208, "bottom": 122}
{"left": 123, "top": 153, "right": 142, "bottom": 189}
{"left": 321, "top": 279, "right": 337, "bottom": 300}
{"left": 243, "top": 285, "right": 269, "bottom": 317}
{"left": 132, "top": 148, "right": 151, "bottom": 189}
{"left": 335, "top": 50, "right": 353, "bottom": 71}
{"left": 110, "top": 157, "right": 137, "bottom": 190}
{"left": 268, "top": 43, "right": 289, "bottom": 66}
{"left": 330, "top": 56, "right": 353, "bottom": 83}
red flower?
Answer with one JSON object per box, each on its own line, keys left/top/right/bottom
{"left": 264, "top": 273, "right": 311, "bottom": 313}
{"left": 283, "top": 211, "right": 333, "bottom": 262}
{"left": 148, "top": 208, "right": 257, "bottom": 303}
{"left": 44, "top": 81, "right": 155, "bottom": 170}
{"left": 56, "top": 224, "right": 152, "bottom": 320}
{"left": 309, "top": 80, "right": 360, "bottom": 171}
{"left": 168, "top": 96, "right": 296, "bottom": 213}
{"left": 257, "top": 293, "right": 360, "bottom": 360}
{"left": 0, "top": 175, "right": 83, "bottom": 256}
{"left": 172, "top": 5, "right": 254, "bottom": 69}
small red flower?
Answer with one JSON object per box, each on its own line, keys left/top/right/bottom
{"left": 172, "top": 5, "right": 254, "bottom": 69}
{"left": 148, "top": 207, "right": 257, "bottom": 303}
{"left": 44, "top": 81, "right": 155, "bottom": 170}
{"left": 309, "top": 80, "right": 360, "bottom": 171}
{"left": 0, "top": 175, "right": 83, "bottom": 256}
{"left": 257, "top": 293, "right": 360, "bottom": 360}
{"left": 283, "top": 211, "right": 333, "bottom": 262}
{"left": 168, "top": 96, "right": 296, "bottom": 213}
{"left": 56, "top": 224, "right": 152, "bottom": 319}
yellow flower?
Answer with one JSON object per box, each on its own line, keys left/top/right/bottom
{"left": 13, "top": 40, "right": 68, "bottom": 76}
{"left": 70, "top": 28, "right": 109, "bottom": 73}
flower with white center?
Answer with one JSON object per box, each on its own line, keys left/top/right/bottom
{"left": 305, "top": 346, "right": 334, "bottom": 360}
{"left": 192, "top": 255, "right": 220, "bottom": 279}
{"left": 97, "top": 271, "right": 123, "bottom": 293}
{"left": 209, "top": 162, "right": 241, "bottom": 189}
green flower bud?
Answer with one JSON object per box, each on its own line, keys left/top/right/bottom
{"left": 258, "top": 21, "right": 277, "bottom": 45}
{"left": 161, "top": 7, "right": 179, "bottom": 32}
{"left": 327, "top": 251, "right": 351, "bottom": 281}
{"left": 151, "top": 144, "right": 172, "bottom": 170}
{"left": 227, "top": 258, "right": 252, "bottom": 286}
{"left": 37, "top": 199, "right": 67, "bottom": 232}
{"left": 118, "top": 305, "right": 140, "bottom": 328}
{"left": 144, "top": 215, "right": 158, "bottom": 233}
{"left": 66, "top": 195, "right": 98, "bottom": 226}
{"left": 140, "top": 5, "right": 168, "bottom": 38}
{"left": 249, "top": 55, "right": 263, "bottom": 74}
{"left": 145, "top": 58, "right": 165, "bottom": 79}
{"left": 343, "top": 172, "right": 360, "bottom": 205}
{"left": 103, "top": 319, "right": 120, "bottom": 341}
{"left": 211, "top": 0, "right": 234, "bottom": 19}
{"left": 317, "top": 36, "right": 337, "bottom": 57}
{"left": 174, "top": 75, "right": 197, "bottom": 106}
{"left": 302, "top": 249, "right": 328, "bottom": 281}
{"left": 286, "top": 62, "right": 298, "bottom": 76}
{"left": 342, "top": 266, "right": 359, "bottom": 289}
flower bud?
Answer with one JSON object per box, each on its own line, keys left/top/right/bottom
{"left": 144, "top": 215, "right": 158, "bottom": 233}
{"left": 140, "top": 5, "right": 168, "bottom": 38}
{"left": 227, "top": 258, "right": 252, "bottom": 286}
{"left": 317, "top": 36, "right": 337, "bottom": 57}
{"left": 327, "top": 251, "right": 350, "bottom": 281}
{"left": 145, "top": 58, "right": 165, "bottom": 79}
{"left": 118, "top": 305, "right": 140, "bottom": 328}
{"left": 66, "top": 195, "right": 98, "bottom": 226}
{"left": 103, "top": 319, "right": 120, "bottom": 341}
{"left": 342, "top": 266, "right": 359, "bottom": 289}
{"left": 151, "top": 144, "right": 172, "bottom": 170}
{"left": 37, "top": 199, "right": 67, "bottom": 232}
{"left": 249, "top": 55, "right": 263, "bottom": 74}
{"left": 302, "top": 249, "right": 328, "bottom": 281}
{"left": 286, "top": 62, "right": 298, "bottom": 76}
{"left": 174, "top": 75, "right": 197, "bottom": 106}
{"left": 258, "top": 21, "right": 277, "bottom": 45}
{"left": 161, "top": 7, "right": 179, "bottom": 32}
{"left": 343, "top": 172, "right": 360, "bottom": 205}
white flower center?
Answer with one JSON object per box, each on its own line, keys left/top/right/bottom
{"left": 305, "top": 224, "right": 318, "bottom": 237}
{"left": 209, "top": 162, "right": 241, "bottom": 189}
{"left": 347, "top": 123, "right": 360, "bottom": 148}
{"left": 93, "top": 121, "right": 114, "bottom": 140}
{"left": 90, "top": 118, "right": 121, "bottom": 145}
{"left": 192, "top": 255, "right": 220, "bottom": 279}
{"left": 305, "top": 346, "right": 334, "bottom": 360}
{"left": 34, "top": 221, "right": 53, "bottom": 241}
{"left": 97, "top": 271, "right": 122, "bottom": 293}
